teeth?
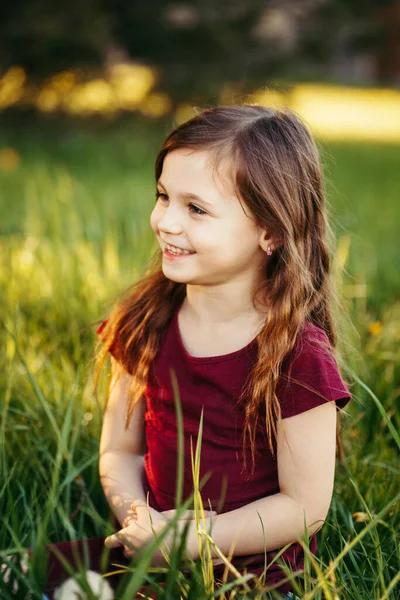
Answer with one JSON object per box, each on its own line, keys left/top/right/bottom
{"left": 166, "top": 243, "right": 193, "bottom": 256}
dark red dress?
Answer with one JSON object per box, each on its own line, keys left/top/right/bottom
{"left": 41, "top": 301, "right": 352, "bottom": 598}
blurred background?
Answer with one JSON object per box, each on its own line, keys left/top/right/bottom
{"left": 1, "top": 0, "right": 400, "bottom": 134}
{"left": 0, "top": 2, "right": 399, "bottom": 595}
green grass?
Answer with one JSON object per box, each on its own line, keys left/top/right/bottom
{"left": 0, "top": 116, "right": 399, "bottom": 598}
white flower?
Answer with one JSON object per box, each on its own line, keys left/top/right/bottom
{"left": 54, "top": 570, "right": 114, "bottom": 600}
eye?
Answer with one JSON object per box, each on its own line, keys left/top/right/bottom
{"left": 155, "top": 192, "right": 207, "bottom": 216}
{"left": 188, "top": 204, "right": 207, "bottom": 216}
{"left": 155, "top": 191, "right": 167, "bottom": 202}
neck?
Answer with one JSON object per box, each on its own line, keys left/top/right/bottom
{"left": 182, "top": 285, "right": 268, "bottom": 326}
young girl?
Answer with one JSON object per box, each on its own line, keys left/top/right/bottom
{"left": 40, "top": 105, "right": 352, "bottom": 599}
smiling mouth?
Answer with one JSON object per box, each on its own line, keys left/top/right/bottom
{"left": 164, "top": 246, "right": 196, "bottom": 257}
{"left": 163, "top": 242, "right": 196, "bottom": 256}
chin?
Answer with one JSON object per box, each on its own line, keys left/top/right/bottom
{"left": 161, "top": 267, "right": 189, "bottom": 283}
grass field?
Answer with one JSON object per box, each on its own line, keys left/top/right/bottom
{"left": 0, "top": 116, "right": 399, "bottom": 598}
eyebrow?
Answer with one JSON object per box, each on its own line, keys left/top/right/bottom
{"left": 157, "top": 180, "right": 215, "bottom": 209}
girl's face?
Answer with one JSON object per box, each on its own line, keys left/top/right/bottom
{"left": 150, "top": 148, "right": 269, "bottom": 288}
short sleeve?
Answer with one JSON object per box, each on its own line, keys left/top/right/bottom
{"left": 277, "top": 324, "right": 352, "bottom": 419}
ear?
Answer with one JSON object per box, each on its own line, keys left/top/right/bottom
{"left": 258, "top": 227, "right": 282, "bottom": 254}
{"left": 258, "top": 228, "right": 275, "bottom": 254}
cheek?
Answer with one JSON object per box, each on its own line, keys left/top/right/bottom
{"left": 149, "top": 207, "right": 159, "bottom": 233}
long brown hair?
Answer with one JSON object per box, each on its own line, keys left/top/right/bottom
{"left": 95, "top": 105, "right": 350, "bottom": 473}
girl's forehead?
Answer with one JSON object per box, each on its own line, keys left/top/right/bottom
{"left": 161, "top": 148, "right": 238, "bottom": 199}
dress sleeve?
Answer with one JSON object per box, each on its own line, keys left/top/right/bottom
{"left": 277, "top": 325, "right": 352, "bottom": 419}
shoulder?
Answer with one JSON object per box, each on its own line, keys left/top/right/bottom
{"left": 285, "top": 321, "right": 335, "bottom": 368}
{"left": 298, "top": 319, "right": 331, "bottom": 348}
{"left": 277, "top": 321, "right": 352, "bottom": 419}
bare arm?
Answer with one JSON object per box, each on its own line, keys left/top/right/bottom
{"left": 185, "top": 401, "right": 337, "bottom": 559}
{"left": 99, "top": 359, "right": 150, "bottom": 528}
{"left": 99, "top": 452, "right": 149, "bottom": 528}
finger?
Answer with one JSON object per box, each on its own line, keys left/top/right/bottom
{"left": 122, "top": 515, "right": 137, "bottom": 528}
{"left": 104, "top": 534, "right": 124, "bottom": 549}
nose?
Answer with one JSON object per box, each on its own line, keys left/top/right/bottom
{"left": 157, "top": 204, "right": 184, "bottom": 235}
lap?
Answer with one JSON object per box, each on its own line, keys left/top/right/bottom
{"left": 7, "top": 537, "right": 299, "bottom": 599}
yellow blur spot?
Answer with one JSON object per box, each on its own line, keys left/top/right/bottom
{"left": 36, "top": 88, "right": 60, "bottom": 112}
{"left": 368, "top": 321, "right": 382, "bottom": 336}
{"left": 63, "top": 79, "right": 117, "bottom": 115}
{"left": 140, "top": 92, "right": 172, "bottom": 118}
{"left": 291, "top": 84, "right": 400, "bottom": 143}
{"left": 110, "top": 63, "right": 157, "bottom": 109}
{"left": 248, "top": 87, "right": 286, "bottom": 108}
{"left": 0, "top": 147, "right": 21, "bottom": 171}
{"left": 233, "top": 84, "right": 400, "bottom": 143}
{"left": 0, "top": 67, "right": 26, "bottom": 109}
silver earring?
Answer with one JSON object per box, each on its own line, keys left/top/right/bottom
{"left": 267, "top": 246, "right": 273, "bottom": 256}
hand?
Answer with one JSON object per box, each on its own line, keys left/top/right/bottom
{"left": 105, "top": 504, "right": 218, "bottom": 566}
{"left": 147, "top": 512, "right": 223, "bottom": 568}
{"left": 155, "top": 509, "right": 221, "bottom": 567}
{"left": 121, "top": 503, "right": 165, "bottom": 529}
{"left": 105, "top": 502, "right": 167, "bottom": 558}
